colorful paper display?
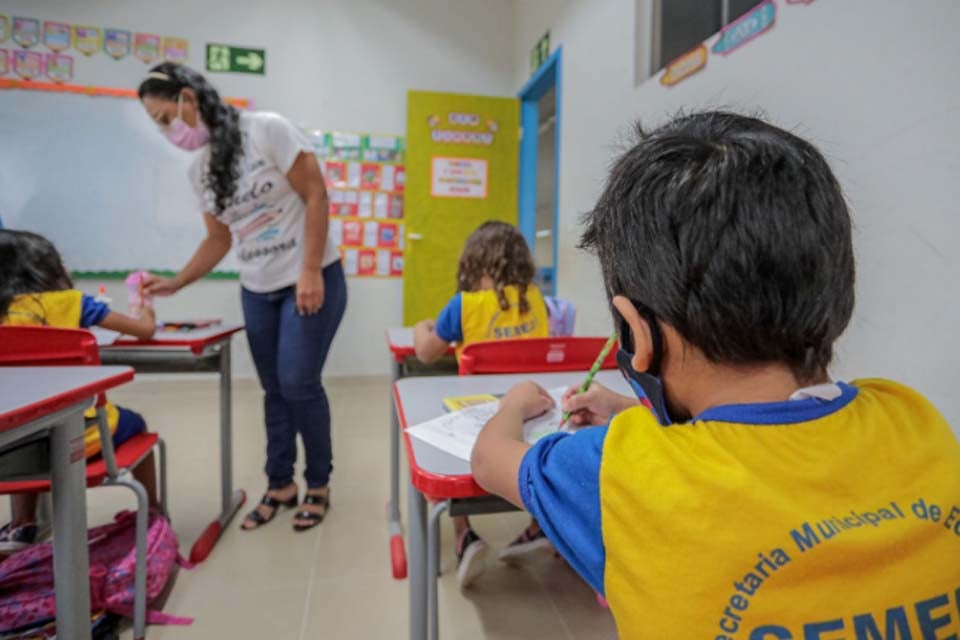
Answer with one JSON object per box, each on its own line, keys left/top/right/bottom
{"left": 72, "top": 25, "right": 101, "bottom": 56}
{"left": 45, "top": 52, "right": 73, "bottom": 83}
{"left": 163, "top": 37, "right": 188, "bottom": 63}
{"left": 104, "top": 29, "right": 131, "bottom": 59}
{"left": 0, "top": 49, "right": 9, "bottom": 76}
{"left": 13, "top": 49, "right": 42, "bottom": 79}
{"left": 311, "top": 129, "right": 406, "bottom": 277}
{"left": 12, "top": 17, "right": 39, "bottom": 48}
{"left": 660, "top": 45, "right": 708, "bottom": 87}
{"left": 134, "top": 33, "right": 161, "bottom": 63}
{"left": 42, "top": 21, "right": 70, "bottom": 52}
{"left": 712, "top": 0, "right": 776, "bottom": 56}
{"left": 0, "top": 16, "right": 9, "bottom": 44}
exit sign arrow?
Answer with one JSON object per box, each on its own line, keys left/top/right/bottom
{"left": 206, "top": 43, "right": 266, "bottom": 75}
{"left": 236, "top": 51, "right": 263, "bottom": 72}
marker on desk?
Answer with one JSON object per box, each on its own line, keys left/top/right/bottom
{"left": 559, "top": 333, "right": 618, "bottom": 429}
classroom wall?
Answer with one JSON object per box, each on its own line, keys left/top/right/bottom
{"left": 4, "top": 0, "right": 517, "bottom": 377}
{"left": 510, "top": 0, "right": 960, "bottom": 431}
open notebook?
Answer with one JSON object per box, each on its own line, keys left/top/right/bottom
{"left": 405, "top": 387, "right": 567, "bottom": 462}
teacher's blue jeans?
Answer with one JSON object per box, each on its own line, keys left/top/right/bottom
{"left": 241, "top": 261, "right": 347, "bottom": 490}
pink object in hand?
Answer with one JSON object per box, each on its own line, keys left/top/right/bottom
{"left": 125, "top": 270, "right": 152, "bottom": 315}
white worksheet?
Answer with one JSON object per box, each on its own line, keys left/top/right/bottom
{"left": 405, "top": 387, "right": 568, "bottom": 462}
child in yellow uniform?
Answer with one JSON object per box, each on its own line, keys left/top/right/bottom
{"left": 0, "top": 229, "right": 160, "bottom": 552}
{"left": 471, "top": 112, "right": 960, "bottom": 639}
{"left": 414, "top": 220, "right": 551, "bottom": 588}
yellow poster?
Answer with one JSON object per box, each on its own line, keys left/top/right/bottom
{"left": 403, "top": 90, "right": 518, "bottom": 325}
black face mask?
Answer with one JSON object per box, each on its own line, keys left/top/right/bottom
{"left": 617, "top": 303, "right": 671, "bottom": 425}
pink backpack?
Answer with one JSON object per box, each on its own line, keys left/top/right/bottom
{"left": 0, "top": 510, "right": 193, "bottom": 632}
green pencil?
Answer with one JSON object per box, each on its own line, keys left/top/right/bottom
{"left": 559, "top": 333, "right": 618, "bottom": 427}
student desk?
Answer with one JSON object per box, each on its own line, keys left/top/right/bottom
{"left": 394, "top": 370, "right": 629, "bottom": 640}
{"left": 0, "top": 366, "right": 134, "bottom": 640}
{"left": 98, "top": 324, "right": 245, "bottom": 562}
{"left": 385, "top": 328, "right": 457, "bottom": 579}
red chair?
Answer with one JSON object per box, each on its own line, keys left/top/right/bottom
{"left": 0, "top": 326, "right": 167, "bottom": 640}
{"left": 458, "top": 336, "right": 618, "bottom": 376}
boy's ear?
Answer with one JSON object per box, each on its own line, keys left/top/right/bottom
{"left": 612, "top": 295, "right": 655, "bottom": 373}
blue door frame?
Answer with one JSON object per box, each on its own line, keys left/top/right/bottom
{"left": 518, "top": 47, "right": 562, "bottom": 296}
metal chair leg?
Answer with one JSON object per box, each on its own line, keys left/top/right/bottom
{"left": 115, "top": 476, "right": 149, "bottom": 640}
{"left": 156, "top": 438, "right": 169, "bottom": 519}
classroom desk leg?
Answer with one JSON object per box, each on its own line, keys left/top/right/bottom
{"left": 389, "top": 358, "right": 407, "bottom": 579}
{"left": 427, "top": 501, "right": 449, "bottom": 640}
{"left": 408, "top": 477, "right": 428, "bottom": 640}
{"left": 189, "top": 339, "right": 245, "bottom": 563}
{"left": 51, "top": 406, "right": 92, "bottom": 640}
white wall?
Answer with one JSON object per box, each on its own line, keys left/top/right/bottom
{"left": 511, "top": 0, "right": 960, "bottom": 429}
{"left": 4, "top": 0, "right": 517, "bottom": 377}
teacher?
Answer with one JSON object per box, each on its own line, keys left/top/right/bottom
{"left": 139, "top": 63, "right": 346, "bottom": 532}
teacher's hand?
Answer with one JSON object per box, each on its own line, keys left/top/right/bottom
{"left": 296, "top": 268, "right": 325, "bottom": 315}
{"left": 142, "top": 273, "right": 181, "bottom": 297}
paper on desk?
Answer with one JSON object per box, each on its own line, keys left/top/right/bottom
{"left": 89, "top": 326, "right": 120, "bottom": 346}
{"left": 405, "top": 387, "right": 567, "bottom": 462}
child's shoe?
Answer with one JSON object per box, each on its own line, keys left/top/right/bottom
{"left": 0, "top": 522, "right": 38, "bottom": 553}
{"left": 498, "top": 522, "right": 553, "bottom": 564}
{"left": 455, "top": 528, "right": 488, "bottom": 589}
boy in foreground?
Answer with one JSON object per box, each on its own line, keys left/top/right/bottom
{"left": 471, "top": 111, "right": 960, "bottom": 639}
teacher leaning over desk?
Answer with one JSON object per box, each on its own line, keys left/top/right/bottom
{"left": 138, "top": 63, "right": 346, "bottom": 533}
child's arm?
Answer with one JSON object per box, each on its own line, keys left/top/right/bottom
{"left": 472, "top": 381, "right": 555, "bottom": 507}
{"left": 413, "top": 319, "right": 451, "bottom": 364}
{"left": 98, "top": 306, "right": 157, "bottom": 341}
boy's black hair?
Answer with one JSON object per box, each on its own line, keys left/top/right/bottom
{"left": 580, "top": 111, "right": 855, "bottom": 382}
{"left": 0, "top": 229, "right": 74, "bottom": 322}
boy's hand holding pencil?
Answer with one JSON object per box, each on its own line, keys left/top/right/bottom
{"left": 561, "top": 383, "right": 640, "bottom": 428}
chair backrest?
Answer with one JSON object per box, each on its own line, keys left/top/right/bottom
{"left": 544, "top": 296, "right": 576, "bottom": 337}
{"left": 458, "top": 336, "right": 618, "bottom": 375}
{"left": 0, "top": 326, "right": 101, "bottom": 366}
{"left": 0, "top": 326, "right": 104, "bottom": 406}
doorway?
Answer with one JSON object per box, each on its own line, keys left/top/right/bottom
{"left": 518, "top": 49, "right": 561, "bottom": 297}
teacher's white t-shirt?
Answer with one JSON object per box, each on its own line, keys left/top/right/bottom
{"left": 189, "top": 111, "right": 339, "bottom": 293}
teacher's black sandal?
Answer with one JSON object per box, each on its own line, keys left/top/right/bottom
{"left": 241, "top": 490, "right": 298, "bottom": 531}
{"left": 292, "top": 488, "right": 330, "bottom": 532}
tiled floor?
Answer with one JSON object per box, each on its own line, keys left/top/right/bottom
{"left": 3, "top": 376, "right": 619, "bottom": 639}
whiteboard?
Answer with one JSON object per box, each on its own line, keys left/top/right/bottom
{"left": 0, "top": 90, "right": 237, "bottom": 273}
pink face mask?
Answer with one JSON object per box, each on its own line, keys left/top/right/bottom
{"left": 164, "top": 94, "right": 210, "bottom": 151}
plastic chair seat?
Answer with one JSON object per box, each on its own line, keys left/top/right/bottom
{"left": 0, "top": 433, "right": 158, "bottom": 494}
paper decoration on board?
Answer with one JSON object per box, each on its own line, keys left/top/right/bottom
{"left": 331, "top": 132, "right": 362, "bottom": 160}
{"left": 357, "top": 249, "right": 377, "bottom": 276}
{"left": 0, "top": 16, "right": 9, "bottom": 43}
{"left": 73, "top": 26, "right": 101, "bottom": 56}
{"left": 660, "top": 45, "right": 707, "bottom": 87}
{"left": 12, "top": 17, "right": 40, "bottom": 48}
{"left": 430, "top": 157, "right": 489, "bottom": 198}
{"left": 390, "top": 251, "right": 404, "bottom": 277}
{"left": 712, "top": 0, "right": 776, "bottom": 56}
{"left": 0, "top": 49, "right": 8, "bottom": 76}
{"left": 134, "top": 33, "right": 161, "bottom": 63}
{"left": 360, "top": 163, "right": 381, "bottom": 190}
{"left": 364, "top": 134, "right": 405, "bottom": 162}
{"left": 45, "top": 53, "right": 73, "bottom": 83}
{"left": 312, "top": 129, "right": 406, "bottom": 277}
{"left": 163, "top": 37, "right": 188, "bottom": 63}
{"left": 104, "top": 29, "right": 131, "bottom": 59}
{"left": 13, "top": 49, "right": 42, "bottom": 79}
{"left": 42, "top": 21, "right": 70, "bottom": 52}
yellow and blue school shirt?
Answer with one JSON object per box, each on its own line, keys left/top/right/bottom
{"left": 519, "top": 379, "right": 960, "bottom": 640}
{"left": 3, "top": 290, "right": 141, "bottom": 457}
{"left": 434, "top": 284, "right": 549, "bottom": 358}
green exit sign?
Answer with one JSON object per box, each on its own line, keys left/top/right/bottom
{"left": 206, "top": 43, "right": 266, "bottom": 75}
{"left": 529, "top": 31, "right": 550, "bottom": 75}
